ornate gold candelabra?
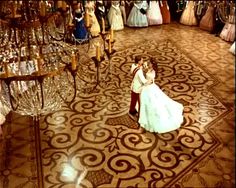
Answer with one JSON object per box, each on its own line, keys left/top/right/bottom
{"left": 91, "top": 29, "right": 116, "bottom": 90}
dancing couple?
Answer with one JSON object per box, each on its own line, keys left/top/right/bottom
{"left": 129, "top": 56, "right": 184, "bottom": 133}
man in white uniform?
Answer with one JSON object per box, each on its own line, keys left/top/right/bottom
{"left": 129, "top": 56, "right": 147, "bottom": 117}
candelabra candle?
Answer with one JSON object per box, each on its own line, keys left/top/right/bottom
{"left": 11, "top": 2, "right": 17, "bottom": 18}
{"left": 62, "top": 1, "right": 67, "bottom": 11}
{"left": 108, "top": 38, "right": 112, "bottom": 53}
{"left": 40, "top": 1, "right": 46, "bottom": 17}
{"left": 68, "top": 6, "right": 73, "bottom": 26}
{"left": 57, "top": 1, "right": 62, "bottom": 8}
{"left": 85, "top": 10, "right": 90, "bottom": 27}
{"left": 37, "top": 55, "right": 42, "bottom": 73}
{"left": 102, "top": 18, "right": 105, "bottom": 33}
{"left": 110, "top": 29, "right": 114, "bottom": 42}
{"left": 71, "top": 52, "right": 76, "bottom": 71}
{"left": 96, "top": 43, "right": 101, "bottom": 61}
{"left": 4, "top": 64, "right": 9, "bottom": 77}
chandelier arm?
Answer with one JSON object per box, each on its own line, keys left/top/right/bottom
{"left": 50, "top": 26, "right": 67, "bottom": 41}
{"left": 55, "top": 67, "right": 77, "bottom": 104}
{"left": 38, "top": 77, "right": 45, "bottom": 110}
{"left": 13, "top": 27, "right": 18, "bottom": 47}
{"left": 41, "top": 21, "right": 45, "bottom": 45}
{"left": 26, "top": 27, "right": 33, "bottom": 59}
{"left": 0, "top": 22, "right": 11, "bottom": 48}
{"left": 63, "top": 13, "right": 68, "bottom": 40}
{"left": 44, "top": 24, "right": 51, "bottom": 44}
{"left": 0, "top": 20, "right": 7, "bottom": 47}
{"left": 69, "top": 69, "right": 77, "bottom": 103}
{"left": 34, "top": 26, "right": 40, "bottom": 46}
{"left": 5, "top": 80, "right": 19, "bottom": 111}
{"left": 48, "top": 11, "right": 69, "bottom": 42}
{"left": 52, "top": 76, "right": 65, "bottom": 102}
{"left": 47, "top": 32, "right": 64, "bottom": 41}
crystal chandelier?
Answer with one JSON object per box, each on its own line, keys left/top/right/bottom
{"left": 0, "top": 0, "right": 79, "bottom": 116}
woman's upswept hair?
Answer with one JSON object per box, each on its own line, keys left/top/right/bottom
{"left": 135, "top": 55, "right": 142, "bottom": 64}
{"left": 150, "top": 57, "right": 158, "bottom": 77}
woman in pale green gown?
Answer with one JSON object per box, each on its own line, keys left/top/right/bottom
{"left": 139, "top": 59, "right": 184, "bottom": 133}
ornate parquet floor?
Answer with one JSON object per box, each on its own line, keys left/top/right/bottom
{"left": 0, "top": 23, "right": 235, "bottom": 188}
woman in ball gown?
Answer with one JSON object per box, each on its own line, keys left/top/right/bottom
{"left": 194, "top": 0, "right": 207, "bottom": 25}
{"left": 146, "top": 0, "right": 162, "bottom": 25}
{"left": 108, "top": 0, "right": 124, "bottom": 30}
{"left": 180, "top": 0, "right": 197, "bottom": 26}
{"left": 73, "top": 3, "right": 88, "bottom": 40}
{"left": 199, "top": 3, "right": 216, "bottom": 32}
{"left": 85, "top": 0, "right": 100, "bottom": 37}
{"left": 160, "top": 0, "right": 171, "bottom": 24}
{"left": 120, "top": 0, "right": 127, "bottom": 25}
{"left": 212, "top": 2, "right": 224, "bottom": 36}
{"left": 127, "top": 0, "right": 148, "bottom": 27}
{"left": 220, "top": 3, "right": 235, "bottom": 42}
{"left": 138, "top": 59, "right": 184, "bottom": 133}
{"left": 125, "top": 0, "right": 134, "bottom": 21}
{"left": 95, "top": 0, "right": 110, "bottom": 32}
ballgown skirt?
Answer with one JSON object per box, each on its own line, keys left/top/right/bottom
{"left": 120, "top": 1, "right": 127, "bottom": 25}
{"left": 220, "top": 22, "right": 235, "bottom": 42}
{"left": 89, "top": 14, "right": 101, "bottom": 37}
{"left": 139, "top": 84, "right": 184, "bottom": 133}
{"left": 125, "top": 1, "right": 133, "bottom": 20}
{"left": 199, "top": 5, "right": 215, "bottom": 32}
{"left": 73, "top": 19, "right": 88, "bottom": 39}
{"left": 108, "top": 5, "right": 124, "bottom": 30}
{"left": 127, "top": 3, "right": 148, "bottom": 27}
{"left": 146, "top": 1, "right": 163, "bottom": 25}
{"left": 180, "top": 1, "right": 197, "bottom": 26}
{"left": 194, "top": 1, "right": 207, "bottom": 24}
{"left": 229, "top": 42, "right": 235, "bottom": 55}
{"left": 160, "top": 1, "right": 171, "bottom": 24}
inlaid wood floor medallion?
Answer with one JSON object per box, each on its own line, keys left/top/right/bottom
{"left": 0, "top": 25, "right": 234, "bottom": 188}
{"left": 41, "top": 40, "right": 231, "bottom": 187}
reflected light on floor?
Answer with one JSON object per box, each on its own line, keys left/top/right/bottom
{"left": 76, "top": 169, "right": 87, "bottom": 188}
{"left": 60, "top": 164, "right": 78, "bottom": 182}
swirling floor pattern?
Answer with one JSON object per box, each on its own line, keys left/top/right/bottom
{"left": 40, "top": 39, "right": 232, "bottom": 188}
{"left": 0, "top": 24, "right": 234, "bottom": 188}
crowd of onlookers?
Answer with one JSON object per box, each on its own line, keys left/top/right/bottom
{"left": 69, "top": 0, "right": 235, "bottom": 53}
